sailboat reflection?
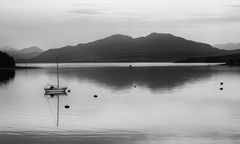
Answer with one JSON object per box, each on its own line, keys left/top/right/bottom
{"left": 44, "top": 91, "right": 67, "bottom": 127}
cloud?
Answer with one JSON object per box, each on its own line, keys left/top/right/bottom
{"left": 68, "top": 9, "right": 103, "bottom": 15}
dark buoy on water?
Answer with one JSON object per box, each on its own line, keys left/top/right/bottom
{"left": 220, "top": 82, "right": 223, "bottom": 85}
{"left": 94, "top": 95, "right": 98, "bottom": 98}
{"left": 68, "top": 90, "right": 71, "bottom": 92}
{"left": 129, "top": 65, "right": 132, "bottom": 68}
{"left": 65, "top": 105, "right": 70, "bottom": 109}
{"left": 220, "top": 88, "right": 223, "bottom": 90}
{"left": 134, "top": 85, "right": 136, "bottom": 88}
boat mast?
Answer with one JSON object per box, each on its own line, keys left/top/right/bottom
{"left": 57, "top": 94, "right": 59, "bottom": 127}
{"left": 57, "top": 57, "right": 59, "bottom": 88}
{"left": 56, "top": 57, "right": 60, "bottom": 127}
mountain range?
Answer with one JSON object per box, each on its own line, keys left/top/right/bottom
{"left": 0, "top": 46, "right": 44, "bottom": 62}
{"left": 1, "top": 33, "right": 240, "bottom": 63}
{"left": 31, "top": 33, "right": 240, "bottom": 63}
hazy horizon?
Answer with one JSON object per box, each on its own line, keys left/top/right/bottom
{"left": 1, "top": 0, "right": 240, "bottom": 50}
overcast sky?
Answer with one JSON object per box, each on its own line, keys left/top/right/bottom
{"left": 0, "top": 0, "right": 240, "bottom": 50}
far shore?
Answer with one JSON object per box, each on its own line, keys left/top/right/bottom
{"left": 0, "top": 62, "right": 229, "bottom": 70}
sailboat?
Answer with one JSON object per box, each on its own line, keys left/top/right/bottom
{"left": 44, "top": 57, "right": 67, "bottom": 94}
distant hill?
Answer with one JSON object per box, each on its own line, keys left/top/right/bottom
{"left": 31, "top": 33, "right": 231, "bottom": 62}
{"left": 13, "top": 46, "right": 44, "bottom": 62}
{"left": 214, "top": 43, "right": 240, "bottom": 50}
{"left": 0, "top": 51, "right": 15, "bottom": 68}
{"left": 0, "top": 46, "right": 44, "bottom": 62}
{"left": 16, "top": 46, "right": 43, "bottom": 55}
{"left": 0, "top": 47, "right": 18, "bottom": 56}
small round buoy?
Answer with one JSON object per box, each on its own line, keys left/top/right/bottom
{"left": 68, "top": 90, "right": 71, "bottom": 92}
{"left": 129, "top": 65, "right": 132, "bottom": 68}
{"left": 65, "top": 105, "right": 70, "bottom": 109}
{"left": 94, "top": 95, "right": 98, "bottom": 98}
{"left": 134, "top": 85, "right": 136, "bottom": 88}
{"left": 220, "top": 88, "right": 223, "bottom": 90}
{"left": 220, "top": 82, "right": 223, "bottom": 85}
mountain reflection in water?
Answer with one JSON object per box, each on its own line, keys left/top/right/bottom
{"left": 1, "top": 64, "right": 240, "bottom": 144}
{"left": 54, "top": 66, "right": 218, "bottom": 91}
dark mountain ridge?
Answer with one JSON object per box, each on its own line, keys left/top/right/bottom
{"left": 31, "top": 33, "right": 237, "bottom": 62}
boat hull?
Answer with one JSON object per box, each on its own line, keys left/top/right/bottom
{"left": 44, "top": 87, "right": 67, "bottom": 93}
{"left": 44, "top": 91, "right": 67, "bottom": 96}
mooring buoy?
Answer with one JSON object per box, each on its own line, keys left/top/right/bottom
{"left": 65, "top": 105, "right": 70, "bottom": 109}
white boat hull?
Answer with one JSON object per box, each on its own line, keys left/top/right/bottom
{"left": 44, "top": 87, "right": 67, "bottom": 93}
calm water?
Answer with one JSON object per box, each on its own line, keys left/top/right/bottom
{"left": 1, "top": 63, "right": 240, "bottom": 143}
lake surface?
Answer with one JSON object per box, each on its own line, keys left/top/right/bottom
{"left": 1, "top": 63, "right": 240, "bottom": 143}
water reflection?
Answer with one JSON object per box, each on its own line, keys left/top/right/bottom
{"left": 2, "top": 64, "right": 240, "bottom": 144}
{"left": 44, "top": 92, "right": 68, "bottom": 127}
{"left": 0, "top": 70, "right": 15, "bottom": 86}
{"left": 58, "top": 66, "right": 217, "bottom": 91}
